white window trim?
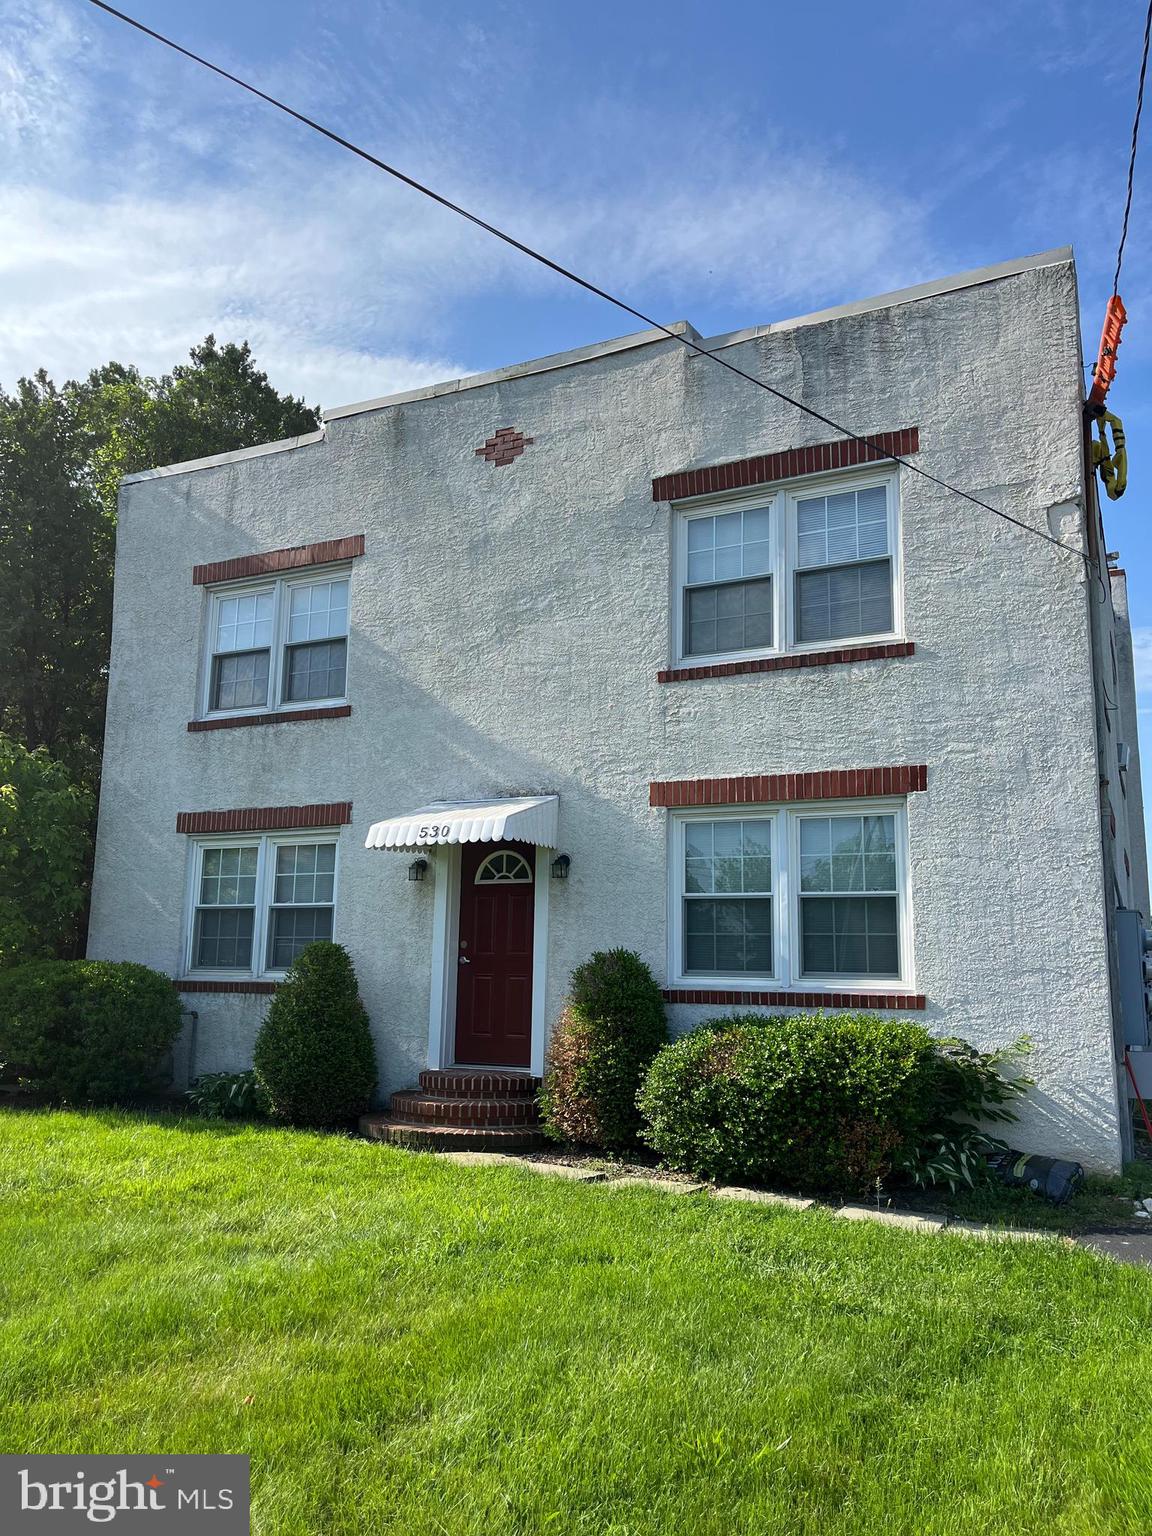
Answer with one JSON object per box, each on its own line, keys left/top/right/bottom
{"left": 199, "top": 561, "right": 352, "bottom": 721}
{"left": 181, "top": 830, "right": 341, "bottom": 982}
{"left": 667, "top": 798, "right": 914, "bottom": 992}
{"left": 671, "top": 468, "right": 903, "bottom": 667}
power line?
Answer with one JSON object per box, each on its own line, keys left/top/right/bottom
{"left": 88, "top": 0, "right": 1085, "bottom": 563}
{"left": 1114, "top": 0, "right": 1152, "bottom": 295}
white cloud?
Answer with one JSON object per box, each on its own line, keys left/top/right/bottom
{"left": 0, "top": 0, "right": 942, "bottom": 410}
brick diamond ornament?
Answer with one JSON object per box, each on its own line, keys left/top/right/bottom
{"left": 475, "top": 427, "right": 534, "bottom": 466}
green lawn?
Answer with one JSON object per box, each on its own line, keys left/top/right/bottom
{"left": 3, "top": 1111, "right": 1152, "bottom": 1535}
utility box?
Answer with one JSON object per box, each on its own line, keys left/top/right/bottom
{"left": 1116, "top": 908, "right": 1151, "bottom": 1049}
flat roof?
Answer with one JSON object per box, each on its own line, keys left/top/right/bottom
{"left": 123, "top": 247, "right": 1073, "bottom": 483}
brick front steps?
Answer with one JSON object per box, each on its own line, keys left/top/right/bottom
{"left": 359, "top": 1068, "right": 546, "bottom": 1151}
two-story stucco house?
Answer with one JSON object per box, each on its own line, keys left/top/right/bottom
{"left": 88, "top": 247, "right": 1148, "bottom": 1170}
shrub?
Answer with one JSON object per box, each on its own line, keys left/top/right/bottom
{"left": 638, "top": 1012, "right": 938, "bottom": 1191}
{"left": 186, "top": 1070, "right": 268, "bottom": 1120}
{"left": 893, "top": 1036, "right": 1033, "bottom": 1192}
{"left": 540, "top": 949, "right": 668, "bottom": 1149}
{"left": 253, "top": 942, "right": 376, "bottom": 1127}
{"left": 0, "top": 958, "right": 183, "bottom": 1102}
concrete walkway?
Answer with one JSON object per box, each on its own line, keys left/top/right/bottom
{"left": 1076, "top": 1230, "right": 1152, "bottom": 1267}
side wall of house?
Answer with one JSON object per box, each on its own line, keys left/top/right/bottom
{"left": 89, "top": 255, "right": 1126, "bottom": 1168}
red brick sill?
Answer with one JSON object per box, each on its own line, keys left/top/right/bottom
{"left": 662, "top": 987, "right": 925, "bottom": 1011}
{"left": 187, "top": 705, "right": 351, "bottom": 733}
{"left": 175, "top": 979, "right": 280, "bottom": 995}
{"left": 658, "top": 641, "right": 914, "bottom": 685}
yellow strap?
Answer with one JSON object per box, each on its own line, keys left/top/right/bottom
{"left": 1093, "top": 411, "right": 1128, "bottom": 500}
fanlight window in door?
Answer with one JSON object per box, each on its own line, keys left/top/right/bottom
{"left": 475, "top": 850, "right": 534, "bottom": 884}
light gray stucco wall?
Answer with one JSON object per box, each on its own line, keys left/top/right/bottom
{"left": 89, "top": 254, "right": 1127, "bottom": 1170}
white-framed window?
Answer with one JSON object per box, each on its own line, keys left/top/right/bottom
{"left": 672, "top": 469, "right": 901, "bottom": 665}
{"left": 184, "top": 832, "right": 339, "bottom": 979}
{"left": 668, "top": 800, "right": 912, "bottom": 990}
{"left": 202, "top": 566, "right": 350, "bottom": 717}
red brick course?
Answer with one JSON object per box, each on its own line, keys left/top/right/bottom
{"left": 188, "top": 704, "right": 352, "bottom": 732}
{"left": 475, "top": 427, "right": 534, "bottom": 466}
{"left": 652, "top": 429, "right": 919, "bottom": 502}
{"left": 419, "top": 1069, "right": 539, "bottom": 1098}
{"left": 192, "top": 535, "right": 365, "bottom": 586}
{"left": 658, "top": 641, "right": 914, "bottom": 684}
{"left": 662, "top": 988, "right": 925, "bottom": 1010}
{"left": 649, "top": 766, "right": 928, "bottom": 808}
{"left": 176, "top": 802, "right": 352, "bottom": 835}
{"left": 391, "top": 1092, "right": 541, "bottom": 1127}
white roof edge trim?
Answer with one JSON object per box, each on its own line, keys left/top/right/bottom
{"left": 321, "top": 321, "right": 703, "bottom": 422}
{"left": 365, "top": 796, "right": 560, "bottom": 850}
{"left": 701, "top": 248, "right": 1075, "bottom": 353}
{"left": 121, "top": 427, "right": 327, "bottom": 485}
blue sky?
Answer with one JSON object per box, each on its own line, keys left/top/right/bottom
{"left": 2, "top": 1, "right": 1151, "bottom": 688}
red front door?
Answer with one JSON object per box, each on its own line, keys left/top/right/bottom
{"left": 454, "top": 842, "right": 535, "bottom": 1067}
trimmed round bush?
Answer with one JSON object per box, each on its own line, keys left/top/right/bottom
{"left": 253, "top": 942, "right": 376, "bottom": 1127}
{"left": 637, "top": 1011, "right": 937, "bottom": 1191}
{"left": 0, "top": 958, "right": 183, "bottom": 1103}
{"left": 540, "top": 948, "right": 668, "bottom": 1149}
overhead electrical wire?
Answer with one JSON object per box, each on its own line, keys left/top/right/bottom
{"left": 88, "top": 0, "right": 1086, "bottom": 562}
{"left": 1113, "top": 0, "right": 1152, "bottom": 295}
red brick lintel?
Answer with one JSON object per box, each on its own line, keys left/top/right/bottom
{"left": 176, "top": 802, "right": 352, "bottom": 835}
{"left": 649, "top": 766, "right": 928, "bottom": 808}
{"left": 176, "top": 979, "right": 280, "bottom": 995}
{"left": 659, "top": 641, "right": 914, "bottom": 684}
{"left": 663, "top": 988, "right": 925, "bottom": 1011}
{"left": 188, "top": 704, "right": 352, "bottom": 732}
{"left": 192, "top": 535, "right": 365, "bottom": 586}
{"left": 652, "top": 428, "right": 919, "bottom": 503}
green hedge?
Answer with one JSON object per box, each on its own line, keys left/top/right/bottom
{"left": 540, "top": 949, "right": 668, "bottom": 1149}
{"left": 0, "top": 959, "right": 183, "bottom": 1103}
{"left": 637, "top": 1012, "right": 937, "bottom": 1191}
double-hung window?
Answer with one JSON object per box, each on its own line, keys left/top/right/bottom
{"left": 204, "top": 569, "right": 350, "bottom": 717}
{"left": 670, "top": 802, "right": 910, "bottom": 989}
{"left": 187, "top": 834, "right": 338, "bottom": 978}
{"left": 674, "top": 470, "right": 899, "bottom": 664}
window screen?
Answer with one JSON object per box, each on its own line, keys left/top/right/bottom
{"left": 683, "top": 819, "right": 773, "bottom": 974}
{"left": 284, "top": 579, "right": 349, "bottom": 703}
{"left": 798, "top": 814, "right": 899, "bottom": 976}
{"left": 795, "top": 486, "right": 892, "bottom": 643}
{"left": 684, "top": 508, "right": 773, "bottom": 656}
{"left": 266, "top": 842, "right": 336, "bottom": 969}
{"left": 210, "top": 591, "right": 274, "bottom": 710}
{"left": 192, "top": 845, "right": 259, "bottom": 970}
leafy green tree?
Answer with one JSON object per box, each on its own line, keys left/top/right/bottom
{"left": 0, "top": 375, "right": 111, "bottom": 781}
{"left": 76, "top": 337, "right": 318, "bottom": 502}
{"left": 0, "top": 734, "right": 93, "bottom": 967}
{"left": 0, "top": 338, "right": 318, "bottom": 789}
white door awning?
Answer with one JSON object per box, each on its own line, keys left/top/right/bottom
{"left": 364, "top": 796, "right": 559, "bottom": 851}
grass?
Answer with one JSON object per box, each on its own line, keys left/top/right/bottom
{"left": 925, "top": 1163, "right": 1152, "bottom": 1231}
{"left": 3, "top": 1111, "right": 1152, "bottom": 1535}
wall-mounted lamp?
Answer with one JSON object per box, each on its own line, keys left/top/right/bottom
{"left": 407, "top": 857, "right": 429, "bottom": 883}
{"left": 550, "top": 853, "right": 571, "bottom": 881}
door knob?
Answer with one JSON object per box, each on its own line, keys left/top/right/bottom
{"left": 458, "top": 955, "right": 470, "bottom": 965}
